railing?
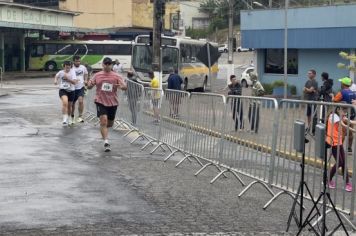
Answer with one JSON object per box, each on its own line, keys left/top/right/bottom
{"left": 84, "top": 84, "right": 356, "bottom": 232}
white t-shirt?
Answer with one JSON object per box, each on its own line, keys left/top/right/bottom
{"left": 56, "top": 70, "right": 77, "bottom": 91}
{"left": 350, "top": 83, "right": 356, "bottom": 92}
{"left": 329, "top": 113, "right": 341, "bottom": 123}
{"left": 72, "top": 65, "right": 88, "bottom": 90}
{"left": 113, "top": 63, "right": 124, "bottom": 74}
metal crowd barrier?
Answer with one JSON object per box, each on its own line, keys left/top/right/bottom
{"left": 114, "top": 80, "right": 144, "bottom": 136}
{"left": 83, "top": 87, "right": 356, "bottom": 228}
{"left": 150, "top": 89, "right": 191, "bottom": 159}
{"left": 264, "top": 100, "right": 356, "bottom": 227}
{"left": 130, "top": 87, "right": 164, "bottom": 150}
{"left": 217, "top": 96, "right": 279, "bottom": 193}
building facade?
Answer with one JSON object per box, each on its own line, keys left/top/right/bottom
{"left": 241, "top": 5, "right": 355, "bottom": 95}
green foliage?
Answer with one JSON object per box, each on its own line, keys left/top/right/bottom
{"left": 262, "top": 81, "right": 297, "bottom": 95}
{"left": 262, "top": 83, "right": 273, "bottom": 95}
{"left": 185, "top": 28, "right": 209, "bottom": 39}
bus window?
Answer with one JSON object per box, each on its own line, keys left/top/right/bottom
{"left": 162, "top": 47, "right": 178, "bottom": 73}
{"left": 31, "top": 45, "right": 44, "bottom": 57}
{"left": 56, "top": 44, "right": 74, "bottom": 55}
{"left": 87, "top": 44, "right": 104, "bottom": 55}
{"left": 45, "top": 44, "right": 57, "bottom": 54}
{"left": 103, "top": 44, "right": 131, "bottom": 55}
{"left": 132, "top": 45, "right": 152, "bottom": 72}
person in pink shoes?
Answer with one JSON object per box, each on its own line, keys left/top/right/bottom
{"left": 326, "top": 107, "right": 352, "bottom": 192}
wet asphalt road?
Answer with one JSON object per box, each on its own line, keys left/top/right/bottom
{"left": 0, "top": 83, "right": 349, "bottom": 235}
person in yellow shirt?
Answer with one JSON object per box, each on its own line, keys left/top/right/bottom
{"left": 149, "top": 71, "right": 160, "bottom": 124}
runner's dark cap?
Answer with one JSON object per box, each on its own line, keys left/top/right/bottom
{"left": 103, "top": 57, "right": 112, "bottom": 65}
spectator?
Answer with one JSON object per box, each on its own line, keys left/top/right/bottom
{"left": 228, "top": 75, "right": 243, "bottom": 131}
{"left": 249, "top": 73, "right": 264, "bottom": 133}
{"left": 113, "top": 59, "right": 124, "bottom": 76}
{"left": 149, "top": 71, "right": 161, "bottom": 124}
{"left": 303, "top": 69, "right": 318, "bottom": 134}
{"left": 167, "top": 68, "right": 183, "bottom": 118}
{"left": 332, "top": 77, "right": 356, "bottom": 152}
{"left": 319, "top": 72, "right": 333, "bottom": 102}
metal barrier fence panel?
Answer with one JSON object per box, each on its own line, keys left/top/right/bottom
{"left": 269, "top": 100, "right": 356, "bottom": 220}
{"left": 184, "top": 92, "right": 226, "bottom": 165}
{"left": 152, "top": 89, "right": 190, "bottom": 155}
{"left": 84, "top": 87, "right": 98, "bottom": 122}
{"left": 115, "top": 80, "right": 144, "bottom": 132}
{"left": 220, "top": 96, "right": 279, "bottom": 190}
{"left": 135, "top": 87, "right": 163, "bottom": 147}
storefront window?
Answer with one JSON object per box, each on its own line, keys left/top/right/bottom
{"left": 264, "top": 49, "right": 298, "bottom": 74}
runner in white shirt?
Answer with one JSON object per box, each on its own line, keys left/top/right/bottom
{"left": 113, "top": 59, "right": 124, "bottom": 76}
{"left": 71, "top": 55, "right": 88, "bottom": 124}
{"left": 54, "top": 61, "right": 78, "bottom": 126}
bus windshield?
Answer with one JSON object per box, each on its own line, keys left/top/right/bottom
{"left": 132, "top": 45, "right": 178, "bottom": 73}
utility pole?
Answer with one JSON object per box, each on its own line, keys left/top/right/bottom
{"left": 152, "top": 0, "right": 164, "bottom": 89}
{"left": 228, "top": 0, "right": 234, "bottom": 78}
{"left": 283, "top": 0, "right": 289, "bottom": 99}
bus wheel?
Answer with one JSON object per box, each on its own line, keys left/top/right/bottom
{"left": 45, "top": 61, "right": 57, "bottom": 71}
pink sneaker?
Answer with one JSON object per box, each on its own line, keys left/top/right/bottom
{"left": 345, "top": 183, "right": 352, "bottom": 192}
{"left": 328, "top": 180, "right": 336, "bottom": 189}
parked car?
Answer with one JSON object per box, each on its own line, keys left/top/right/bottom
{"left": 218, "top": 44, "right": 228, "bottom": 53}
{"left": 237, "top": 46, "right": 254, "bottom": 52}
{"left": 239, "top": 66, "right": 255, "bottom": 87}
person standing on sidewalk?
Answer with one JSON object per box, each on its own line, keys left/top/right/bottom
{"left": 54, "top": 61, "right": 77, "bottom": 126}
{"left": 71, "top": 55, "right": 88, "bottom": 124}
{"left": 303, "top": 69, "right": 318, "bottom": 134}
{"left": 332, "top": 77, "right": 356, "bottom": 152}
{"left": 248, "top": 73, "right": 264, "bottom": 133}
{"left": 149, "top": 71, "right": 161, "bottom": 124}
{"left": 228, "top": 75, "right": 243, "bottom": 131}
{"left": 167, "top": 68, "right": 183, "bottom": 118}
{"left": 87, "top": 57, "right": 127, "bottom": 152}
{"left": 113, "top": 59, "right": 124, "bottom": 76}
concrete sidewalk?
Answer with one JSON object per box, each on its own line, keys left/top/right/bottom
{"left": 0, "top": 87, "right": 348, "bottom": 235}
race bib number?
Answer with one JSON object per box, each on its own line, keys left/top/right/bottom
{"left": 102, "top": 82, "right": 113, "bottom": 92}
{"left": 61, "top": 80, "right": 70, "bottom": 89}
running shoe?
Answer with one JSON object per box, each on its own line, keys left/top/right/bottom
{"left": 345, "top": 183, "right": 353, "bottom": 192}
{"left": 62, "top": 121, "right": 68, "bottom": 126}
{"left": 77, "top": 117, "right": 84, "bottom": 123}
{"left": 104, "top": 143, "right": 111, "bottom": 152}
{"left": 328, "top": 180, "right": 336, "bottom": 189}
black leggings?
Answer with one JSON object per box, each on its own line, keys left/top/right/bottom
{"left": 329, "top": 145, "right": 349, "bottom": 183}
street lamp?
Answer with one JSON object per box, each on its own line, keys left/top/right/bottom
{"left": 252, "top": 1, "right": 268, "bottom": 8}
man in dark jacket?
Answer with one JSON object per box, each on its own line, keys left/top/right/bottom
{"left": 167, "top": 68, "right": 183, "bottom": 118}
{"left": 319, "top": 72, "right": 333, "bottom": 102}
{"left": 228, "top": 75, "right": 244, "bottom": 130}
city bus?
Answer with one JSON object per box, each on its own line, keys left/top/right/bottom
{"left": 28, "top": 40, "right": 133, "bottom": 71}
{"left": 131, "top": 35, "right": 219, "bottom": 91}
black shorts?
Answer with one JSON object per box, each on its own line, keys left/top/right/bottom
{"left": 306, "top": 104, "right": 316, "bottom": 116}
{"left": 95, "top": 102, "right": 118, "bottom": 121}
{"left": 74, "top": 87, "right": 85, "bottom": 102}
{"left": 59, "top": 89, "right": 75, "bottom": 102}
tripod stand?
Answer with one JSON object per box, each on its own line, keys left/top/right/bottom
{"left": 286, "top": 148, "right": 322, "bottom": 233}
{"left": 296, "top": 145, "right": 349, "bottom": 236}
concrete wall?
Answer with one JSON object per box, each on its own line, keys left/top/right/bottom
{"left": 59, "top": 0, "right": 132, "bottom": 29}
{"left": 257, "top": 49, "right": 350, "bottom": 95}
{"left": 132, "top": 0, "right": 179, "bottom": 29}
{"left": 180, "top": 1, "right": 208, "bottom": 29}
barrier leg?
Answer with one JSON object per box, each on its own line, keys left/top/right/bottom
{"left": 130, "top": 134, "right": 148, "bottom": 144}
{"left": 238, "top": 181, "right": 275, "bottom": 199}
{"left": 141, "top": 140, "right": 156, "bottom": 150}
{"left": 123, "top": 129, "right": 138, "bottom": 137}
{"left": 210, "top": 169, "right": 245, "bottom": 186}
{"left": 194, "top": 163, "right": 213, "bottom": 176}
{"left": 164, "top": 149, "right": 179, "bottom": 162}
{"left": 176, "top": 154, "right": 203, "bottom": 168}
{"left": 263, "top": 190, "right": 305, "bottom": 210}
